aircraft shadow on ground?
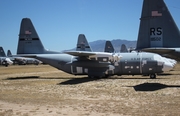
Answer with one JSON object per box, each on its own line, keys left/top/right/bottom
{"left": 157, "top": 73, "right": 173, "bottom": 76}
{"left": 58, "top": 76, "right": 167, "bottom": 85}
{"left": 127, "top": 83, "right": 180, "bottom": 91}
{"left": 58, "top": 74, "right": 172, "bottom": 85}
{"left": 5, "top": 76, "right": 40, "bottom": 80}
{"left": 4, "top": 75, "right": 170, "bottom": 81}
{"left": 108, "top": 77, "right": 167, "bottom": 80}
{"left": 5, "top": 76, "right": 79, "bottom": 80}
{"left": 59, "top": 77, "right": 100, "bottom": 85}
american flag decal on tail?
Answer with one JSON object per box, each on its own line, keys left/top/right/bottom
{"left": 25, "top": 30, "right": 31, "bottom": 34}
{"left": 151, "top": 11, "right": 162, "bottom": 16}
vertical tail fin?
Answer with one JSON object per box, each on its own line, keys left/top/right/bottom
{"left": 17, "top": 18, "right": 46, "bottom": 54}
{"left": 120, "top": 44, "right": 128, "bottom": 53}
{"left": 7, "top": 50, "right": 12, "bottom": 56}
{"left": 104, "top": 41, "right": 115, "bottom": 53}
{"left": 76, "top": 34, "right": 92, "bottom": 51}
{"left": 136, "top": 0, "right": 180, "bottom": 50}
{"left": 0, "top": 47, "right": 6, "bottom": 57}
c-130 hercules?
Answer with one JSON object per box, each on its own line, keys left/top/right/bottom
{"left": 17, "top": 18, "right": 175, "bottom": 79}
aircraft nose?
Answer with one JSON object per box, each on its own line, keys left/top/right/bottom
{"left": 157, "top": 56, "right": 176, "bottom": 71}
{"left": 162, "top": 62, "right": 174, "bottom": 72}
{"left": 5, "top": 58, "right": 13, "bottom": 65}
{"left": 162, "top": 57, "right": 177, "bottom": 67}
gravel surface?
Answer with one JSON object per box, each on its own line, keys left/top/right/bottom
{"left": 0, "top": 65, "right": 180, "bottom": 116}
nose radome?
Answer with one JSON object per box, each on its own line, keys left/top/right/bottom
{"left": 161, "top": 57, "right": 177, "bottom": 67}
{"left": 162, "top": 62, "right": 174, "bottom": 72}
{"left": 154, "top": 54, "right": 176, "bottom": 72}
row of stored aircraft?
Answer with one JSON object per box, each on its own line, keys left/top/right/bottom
{"left": 0, "top": 46, "right": 41, "bottom": 66}
{"left": 6, "top": 0, "right": 180, "bottom": 79}
{"left": 0, "top": 47, "right": 13, "bottom": 66}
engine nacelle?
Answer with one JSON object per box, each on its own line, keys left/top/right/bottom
{"left": 89, "top": 52, "right": 121, "bottom": 63}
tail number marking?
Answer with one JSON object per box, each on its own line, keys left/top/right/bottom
{"left": 150, "top": 27, "right": 163, "bottom": 47}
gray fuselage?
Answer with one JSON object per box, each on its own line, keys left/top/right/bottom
{"left": 35, "top": 52, "right": 164, "bottom": 77}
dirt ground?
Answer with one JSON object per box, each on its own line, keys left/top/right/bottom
{"left": 0, "top": 64, "right": 180, "bottom": 116}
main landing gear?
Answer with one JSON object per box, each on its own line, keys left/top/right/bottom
{"left": 150, "top": 74, "right": 156, "bottom": 79}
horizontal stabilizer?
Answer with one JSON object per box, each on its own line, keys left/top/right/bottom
{"left": 12, "top": 54, "right": 37, "bottom": 58}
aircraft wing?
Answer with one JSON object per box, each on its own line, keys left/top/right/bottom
{"left": 141, "top": 48, "right": 175, "bottom": 54}
{"left": 64, "top": 51, "right": 122, "bottom": 63}
{"left": 64, "top": 51, "right": 96, "bottom": 57}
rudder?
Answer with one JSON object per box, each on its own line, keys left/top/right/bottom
{"left": 0, "top": 47, "right": 6, "bottom": 57}
{"left": 17, "top": 18, "right": 45, "bottom": 54}
{"left": 104, "top": 41, "right": 115, "bottom": 53}
{"left": 120, "top": 44, "right": 128, "bottom": 53}
{"left": 76, "top": 34, "right": 92, "bottom": 51}
{"left": 7, "top": 50, "right": 12, "bottom": 56}
{"left": 136, "top": 0, "right": 180, "bottom": 50}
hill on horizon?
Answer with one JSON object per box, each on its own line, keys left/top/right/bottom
{"left": 89, "top": 39, "right": 137, "bottom": 52}
{"left": 64, "top": 39, "right": 137, "bottom": 52}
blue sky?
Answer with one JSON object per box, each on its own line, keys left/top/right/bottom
{"left": 0, "top": 0, "right": 180, "bottom": 54}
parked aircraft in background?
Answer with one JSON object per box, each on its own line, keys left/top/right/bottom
{"left": 104, "top": 41, "right": 176, "bottom": 79}
{"left": 120, "top": 44, "right": 128, "bottom": 53}
{"left": 104, "top": 41, "right": 129, "bottom": 53}
{"left": 0, "top": 47, "right": 13, "bottom": 66}
{"left": 76, "top": 34, "right": 92, "bottom": 52}
{"left": 136, "top": 0, "right": 180, "bottom": 61}
{"left": 120, "top": 44, "right": 136, "bottom": 53}
{"left": 7, "top": 50, "right": 41, "bottom": 65}
{"left": 104, "top": 41, "right": 115, "bottom": 53}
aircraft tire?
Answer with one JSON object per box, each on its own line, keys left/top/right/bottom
{"left": 150, "top": 74, "right": 156, "bottom": 79}
{"left": 2, "top": 61, "right": 8, "bottom": 67}
{"left": 88, "top": 75, "right": 97, "bottom": 78}
{"left": 103, "top": 75, "right": 109, "bottom": 78}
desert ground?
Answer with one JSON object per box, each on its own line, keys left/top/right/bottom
{"left": 0, "top": 64, "right": 180, "bottom": 116}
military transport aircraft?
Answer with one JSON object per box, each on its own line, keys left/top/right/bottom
{"left": 0, "top": 47, "right": 13, "bottom": 66}
{"left": 136, "top": 0, "right": 180, "bottom": 61}
{"left": 16, "top": 18, "right": 175, "bottom": 79}
{"left": 17, "top": 19, "right": 121, "bottom": 78}
{"left": 70, "top": 35, "right": 177, "bottom": 78}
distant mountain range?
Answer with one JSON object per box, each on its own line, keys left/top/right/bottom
{"left": 89, "top": 39, "right": 137, "bottom": 52}
{"left": 67, "top": 39, "right": 137, "bottom": 52}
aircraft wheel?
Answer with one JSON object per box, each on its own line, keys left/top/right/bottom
{"left": 88, "top": 75, "right": 94, "bottom": 78}
{"left": 150, "top": 74, "right": 156, "bottom": 79}
{"left": 88, "top": 75, "right": 98, "bottom": 78}
{"left": 103, "top": 75, "right": 109, "bottom": 78}
{"left": 2, "top": 61, "right": 6, "bottom": 65}
{"left": 2, "top": 61, "right": 8, "bottom": 67}
{"left": 88, "top": 75, "right": 103, "bottom": 78}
